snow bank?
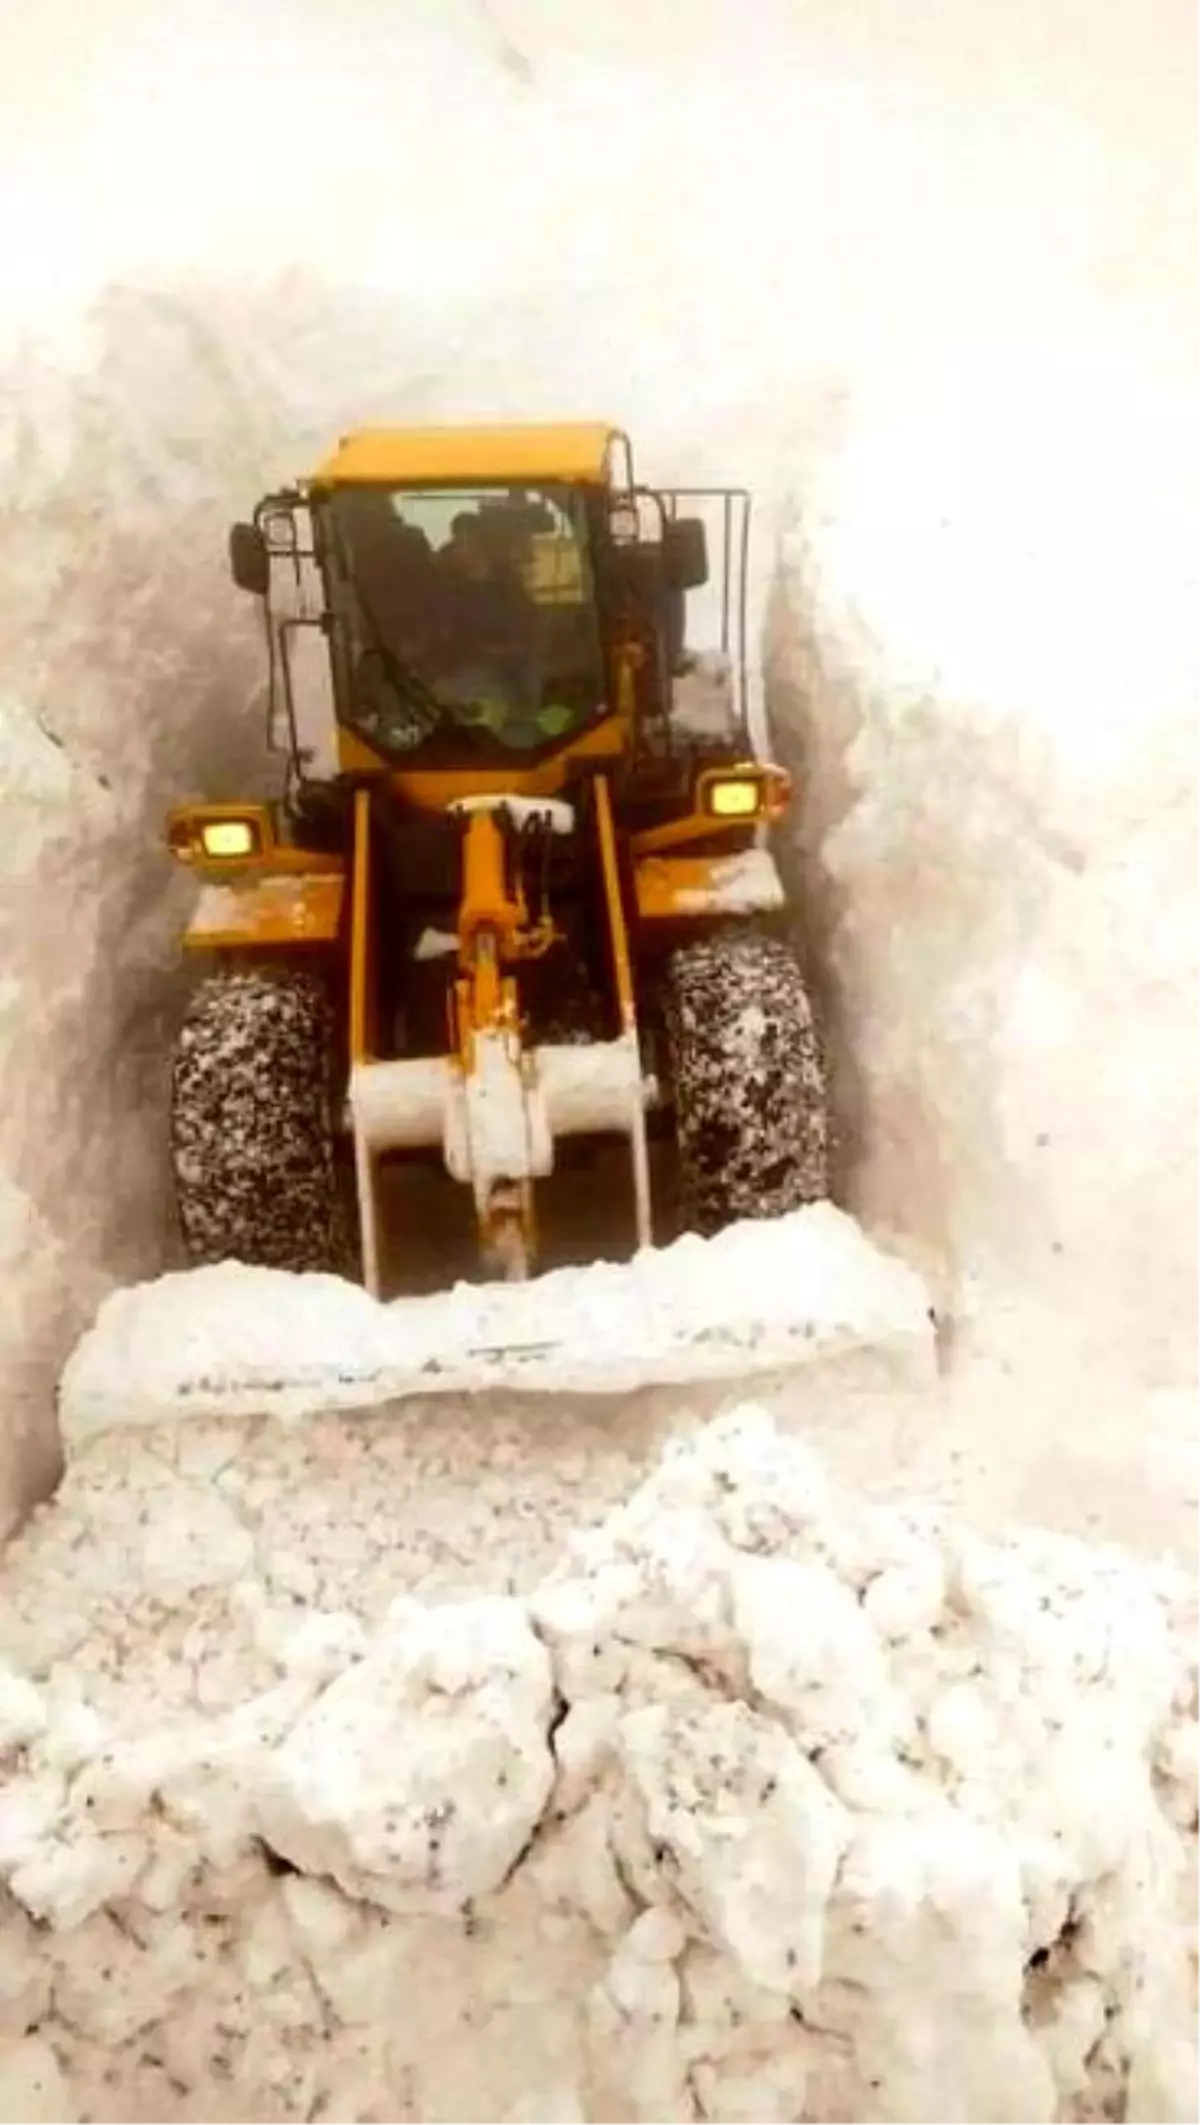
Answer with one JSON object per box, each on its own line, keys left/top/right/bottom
{"left": 58, "top": 1205, "right": 935, "bottom": 1438}
{"left": 0, "top": 334, "right": 280, "bottom": 1536}
{"left": 0, "top": 1405, "right": 1194, "bottom": 2122}
{"left": 766, "top": 339, "right": 1198, "bottom": 1428}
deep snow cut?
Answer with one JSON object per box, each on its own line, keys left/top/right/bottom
{"left": 0, "top": 1405, "right": 1194, "bottom": 2123}
{"left": 1, "top": 0, "right": 1196, "bottom": 1533}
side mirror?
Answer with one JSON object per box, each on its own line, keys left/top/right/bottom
{"left": 663, "top": 517, "right": 708, "bottom": 591}
{"left": 229, "top": 521, "right": 269, "bottom": 596}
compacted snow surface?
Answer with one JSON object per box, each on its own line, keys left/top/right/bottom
{"left": 0, "top": 1405, "right": 1195, "bottom": 2124}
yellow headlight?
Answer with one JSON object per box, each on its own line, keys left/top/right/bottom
{"left": 200, "top": 819, "right": 258, "bottom": 858}
{"left": 706, "top": 778, "right": 761, "bottom": 819}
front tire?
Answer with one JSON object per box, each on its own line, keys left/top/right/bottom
{"left": 171, "top": 962, "right": 345, "bottom": 1274}
{"left": 663, "top": 926, "right": 829, "bottom": 1235}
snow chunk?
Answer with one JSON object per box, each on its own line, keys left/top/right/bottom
{"left": 258, "top": 1597, "right": 557, "bottom": 1914}
{"left": 620, "top": 1696, "right": 850, "bottom": 1999}
{"left": 733, "top": 1551, "right": 899, "bottom": 1749}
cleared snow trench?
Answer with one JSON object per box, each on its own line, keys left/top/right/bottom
{"left": 59, "top": 1205, "right": 936, "bottom": 1439}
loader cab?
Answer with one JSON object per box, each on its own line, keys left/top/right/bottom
{"left": 318, "top": 478, "right": 611, "bottom": 762}
{"left": 228, "top": 422, "right": 750, "bottom": 784}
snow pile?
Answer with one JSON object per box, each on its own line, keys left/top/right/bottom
{"left": 0, "top": 1405, "right": 1194, "bottom": 2123}
{"left": 59, "top": 1205, "right": 935, "bottom": 1436}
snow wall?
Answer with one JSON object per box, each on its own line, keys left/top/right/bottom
{"left": 2, "top": 0, "right": 1196, "bottom": 1539}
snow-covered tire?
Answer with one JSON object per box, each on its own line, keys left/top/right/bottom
{"left": 171, "top": 962, "right": 345, "bottom": 1274}
{"left": 663, "top": 927, "right": 829, "bottom": 1235}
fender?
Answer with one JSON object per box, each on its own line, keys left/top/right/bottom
{"left": 633, "top": 846, "right": 785, "bottom": 922}
{"left": 183, "top": 869, "right": 345, "bottom": 951}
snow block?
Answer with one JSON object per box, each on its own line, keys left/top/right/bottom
{"left": 58, "top": 1203, "right": 936, "bottom": 1439}
{"left": 0, "top": 1405, "right": 1194, "bottom": 2123}
{"left": 258, "top": 1596, "right": 557, "bottom": 1914}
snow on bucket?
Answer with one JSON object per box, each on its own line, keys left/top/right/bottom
{"left": 58, "top": 1204, "right": 936, "bottom": 1441}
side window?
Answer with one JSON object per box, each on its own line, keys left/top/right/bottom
{"left": 261, "top": 502, "right": 340, "bottom": 777}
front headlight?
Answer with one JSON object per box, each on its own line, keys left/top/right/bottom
{"left": 697, "top": 763, "right": 793, "bottom": 823}
{"left": 705, "top": 777, "right": 761, "bottom": 819}
{"left": 199, "top": 818, "right": 260, "bottom": 858}
{"left": 165, "top": 804, "right": 272, "bottom": 863}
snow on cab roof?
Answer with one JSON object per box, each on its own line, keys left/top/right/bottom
{"left": 310, "top": 421, "right": 622, "bottom": 488}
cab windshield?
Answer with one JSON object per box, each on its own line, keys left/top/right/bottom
{"left": 320, "top": 483, "right": 606, "bottom": 756}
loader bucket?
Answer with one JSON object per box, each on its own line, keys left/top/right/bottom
{"left": 59, "top": 1205, "right": 936, "bottom": 1439}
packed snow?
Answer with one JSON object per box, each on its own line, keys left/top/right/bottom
{"left": 0, "top": 0, "right": 1196, "bottom": 2116}
{"left": 0, "top": 1407, "right": 1195, "bottom": 2123}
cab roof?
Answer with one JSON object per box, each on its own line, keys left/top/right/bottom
{"left": 310, "top": 422, "right": 622, "bottom": 489}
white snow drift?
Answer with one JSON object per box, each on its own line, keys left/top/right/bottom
{"left": 0, "top": 1406, "right": 1195, "bottom": 2123}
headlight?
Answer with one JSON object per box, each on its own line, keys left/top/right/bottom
{"left": 199, "top": 818, "right": 260, "bottom": 858}
{"left": 705, "top": 777, "right": 762, "bottom": 819}
{"left": 165, "top": 804, "right": 273, "bottom": 863}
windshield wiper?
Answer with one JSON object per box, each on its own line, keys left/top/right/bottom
{"left": 371, "top": 644, "right": 444, "bottom": 721}
{"left": 349, "top": 574, "right": 447, "bottom": 732}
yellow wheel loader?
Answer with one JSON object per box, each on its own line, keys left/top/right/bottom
{"left": 165, "top": 422, "right": 829, "bottom": 1297}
